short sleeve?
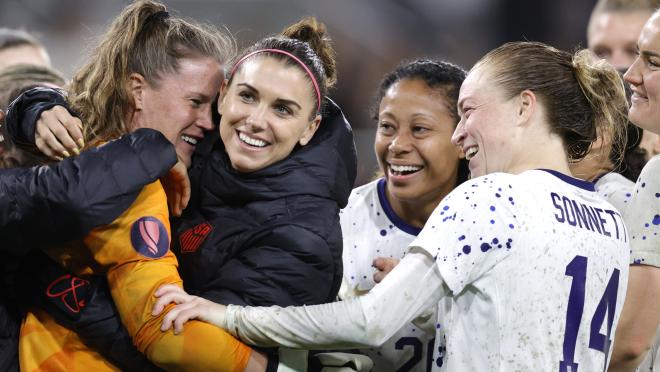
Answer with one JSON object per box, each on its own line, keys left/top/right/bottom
{"left": 409, "top": 174, "right": 522, "bottom": 293}
{"left": 625, "top": 156, "right": 660, "bottom": 267}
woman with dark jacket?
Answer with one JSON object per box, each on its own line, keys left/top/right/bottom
{"left": 177, "top": 95, "right": 354, "bottom": 308}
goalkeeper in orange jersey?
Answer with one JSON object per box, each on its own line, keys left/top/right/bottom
{"left": 12, "top": 1, "right": 265, "bottom": 371}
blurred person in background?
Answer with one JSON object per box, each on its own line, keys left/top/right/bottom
{"left": 587, "top": 1, "right": 660, "bottom": 370}
{"left": 0, "top": 28, "right": 50, "bottom": 71}
{"left": 588, "top": 0, "right": 660, "bottom": 162}
{"left": 609, "top": 8, "right": 660, "bottom": 371}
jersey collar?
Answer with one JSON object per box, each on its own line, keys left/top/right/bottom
{"left": 537, "top": 169, "right": 596, "bottom": 191}
{"left": 377, "top": 179, "right": 423, "bottom": 236}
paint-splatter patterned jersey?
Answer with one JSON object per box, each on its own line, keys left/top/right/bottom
{"left": 594, "top": 172, "right": 634, "bottom": 213}
{"left": 412, "top": 169, "right": 630, "bottom": 371}
{"left": 339, "top": 179, "right": 437, "bottom": 372}
{"left": 625, "top": 155, "right": 660, "bottom": 267}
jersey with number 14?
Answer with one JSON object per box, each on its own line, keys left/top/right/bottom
{"left": 412, "top": 169, "right": 630, "bottom": 371}
{"left": 339, "top": 179, "right": 438, "bottom": 372}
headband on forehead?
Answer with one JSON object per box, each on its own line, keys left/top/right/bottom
{"left": 229, "top": 48, "right": 321, "bottom": 113}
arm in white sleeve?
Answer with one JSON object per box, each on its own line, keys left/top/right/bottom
{"left": 411, "top": 306, "right": 438, "bottom": 334}
{"left": 224, "top": 248, "right": 447, "bottom": 349}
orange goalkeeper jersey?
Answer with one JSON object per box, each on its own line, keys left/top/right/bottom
{"left": 20, "top": 181, "right": 252, "bottom": 372}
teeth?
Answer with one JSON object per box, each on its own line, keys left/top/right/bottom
{"left": 465, "top": 146, "right": 478, "bottom": 160}
{"left": 390, "top": 164, "right": 422, "bottom": 172}
{"left": 239, "top": 132, "right": 268, "bottom": 147}
{"left": 181, "top": 135, "right": 198, "bottom": 145}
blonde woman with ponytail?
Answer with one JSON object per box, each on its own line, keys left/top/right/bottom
{"left": 17, "top": 1, "right": 267, "bottom": 371}
{"left": 156, "top": 41, "right": 631, "bottom": 371}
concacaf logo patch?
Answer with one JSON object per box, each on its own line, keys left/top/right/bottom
{"left": 130, "top": 216, "right": 169, "bottom": 258}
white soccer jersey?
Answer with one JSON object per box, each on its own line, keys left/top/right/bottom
{"left": 625, "top": 155, "right": 660, "bottom": 267}
{"left": 411, "top": 169, "right": 630, "bottom": 370}
{"left": 340, "top": 179, "right": 438, "bottom": 372}
{"left": 225, "top": 170, "right": 630, "bottom": 371}
{"left": 623, "top": 156, "right": 660, "bottom": 372}
{"left": 594, "top": 172, "right": 634, "bottom": 213}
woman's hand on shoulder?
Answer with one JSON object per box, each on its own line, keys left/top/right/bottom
{"left": 153, "top": 284, "right": 227, "bottom": 334}
{"left": 35, "top": 105, "right": 84, "bottom": 160}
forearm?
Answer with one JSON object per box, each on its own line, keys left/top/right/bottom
{"left": 5, "top": 87, "right": 67, "bottom": 148}
{"left": 0, "top": 129, "right": 176, "bottom": 253}
{"left": 224, "top": 250, "right": 445, "bottom": 349}
{"left": 609, "top": 265, "right": 660, "bottom": 371}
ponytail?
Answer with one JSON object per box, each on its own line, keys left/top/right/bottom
{"left": 69, "top": 0, "right": 234, "bottom": 143}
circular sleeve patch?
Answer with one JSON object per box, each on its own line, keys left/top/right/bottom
{"left": 130, "top": 216, "right": 170, "bottom": 258}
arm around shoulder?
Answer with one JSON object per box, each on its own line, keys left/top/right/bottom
{"left": 224, "top": 249, "right": 446, "bottom": 350}
{"left": 0, "top": 128, "right": 176, "bottom": 254}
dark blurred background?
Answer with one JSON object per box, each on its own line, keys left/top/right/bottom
{"left": 0, "top": 0, "right": 597, "bottom": 185}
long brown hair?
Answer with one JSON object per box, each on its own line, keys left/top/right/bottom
{"left": 69, "top": 0, "right": 235, "bottom": 144}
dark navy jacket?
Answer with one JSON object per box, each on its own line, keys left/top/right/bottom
{"left": 175, "top": 98, "right": 357, "bottom": 307}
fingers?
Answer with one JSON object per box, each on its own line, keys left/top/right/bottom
{"left": 161, "top": 161, "right": 190, "bottom": 217}
{"left": 173, "top": 306, "right": 199, "bottom": 334}
{"left": 154, "top": 283, "right": 183, "bottom": 297}
{"left": 373, "top": 270, "right": 387, "bottom": 284}
{"left": 179, "top": 174, "right": 191, "bottom": 212}
{"left": 160, "top": 301, "right": 198, "bottom": 334}
{"left": 35, "top": 106, "right": 84, "bottom": 159}
{"left": 372, "top": 257, "right": 400, "bottom": 283}
{"left": 152, "top": 284, "right": 188, "bottom": 316}
{"left": 53, "top": 106, "right": 84, "bottom": 150}
{"left": 36, "top": 123, "right": 67, "bottom": 160}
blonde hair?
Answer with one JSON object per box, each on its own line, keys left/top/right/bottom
{"left": 0, "top": 64, "right": 65, "bottom": 168}
{"left": 0, "top": 63, "right": 64, "bottom": 108}
{"left": 588, "top": 0, "right": 660, "bottom": 35}
{"left": 69, "top": 0, "right": 235, "bottom": 143}
{"left": 474, "top": 42, "right": 628, "bottom": 164}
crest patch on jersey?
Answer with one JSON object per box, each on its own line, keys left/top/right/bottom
{"left": 179, "top": 221, "right": 213, "bottom": 254}
{"left": 130, "top": 216, "right": 169, "bottom": 258}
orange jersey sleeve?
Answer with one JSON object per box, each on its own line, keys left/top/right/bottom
{"left": 20, "top": 181, "right": 252, "bottom": 372}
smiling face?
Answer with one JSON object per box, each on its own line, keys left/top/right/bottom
{"left": 589, "top": 11, "right": 651, "bottom": 71}
{"left": 452, "top": 67, "right": 522, "bottom": 177}
{"left": 375, "top": 79, "right": 462, "bottom": 205}
{"left": 625, "top": 12, "right": 660, "bottom": 134}
{"left": 218, "top": 56, "right": 321, "bottom": 173}
{"left": 131, "top": 57, "right": 223, "bottom": 167}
